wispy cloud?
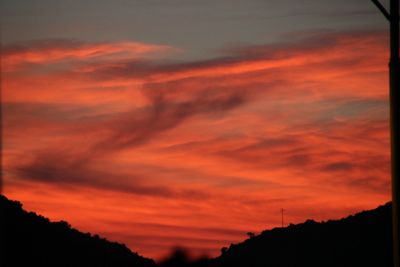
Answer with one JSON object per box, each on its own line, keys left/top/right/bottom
{"left": 2, "top": 30, "right": 390, "bottom": 259}
{"left": 2, "top": 39, "right": 174, "bottom": 71}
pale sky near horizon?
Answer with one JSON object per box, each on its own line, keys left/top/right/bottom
{"left": 1, "top": 0, "right": 388, "bottom": 59}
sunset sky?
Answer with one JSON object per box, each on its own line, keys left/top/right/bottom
{"left": 0, "top": 0, "right": 392, "bottom": 260}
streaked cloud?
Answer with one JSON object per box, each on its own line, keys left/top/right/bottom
{"left": 2, "top": 29, "right": 390, "bottom": 259}
{"left": 2, "top": 39, "right": 174, "bottom": 71}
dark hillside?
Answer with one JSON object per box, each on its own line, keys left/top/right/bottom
{"left": 206, "top": 203, "right": 392, "bottom": 267}
{"left": 0, "top": 194, "right": 393, "bottom": 267}
{"left": 0, "top": 194, "right": 156, "bottom": 267}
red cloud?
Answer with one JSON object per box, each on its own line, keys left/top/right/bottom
{"left": 2, "top": 30, "right": 391, "bottom": 259}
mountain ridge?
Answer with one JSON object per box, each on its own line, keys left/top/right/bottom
{"left": 204, "top": 202, "right": 392, "bottom": 267}
{"left": 0, "top": 194, "right": 393, "bottom": 267}
{"left": 0, "top": 194, "right": 156, "bottom": 267}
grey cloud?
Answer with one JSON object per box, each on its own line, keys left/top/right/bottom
{"left": 15, "top": 151, "right": 208, "bottom": 199}
{"left": 322, "top": 162, "right": 354, "bottom": 172}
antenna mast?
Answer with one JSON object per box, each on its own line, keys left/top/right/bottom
{"left": 371, "top": 1, "right": 400, "bottom": 267}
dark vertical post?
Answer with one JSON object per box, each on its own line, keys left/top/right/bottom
{"left": 372, "top": 1, "right": 399, "bottom": 266}
{"left": 0, "top": 31, "right": 2, "bottom": 195}
{"left": 281, "top": 208, "right": 284, "bottom": 228}
{"left": 390, "top": 1, "right": 400, "bottom": 266}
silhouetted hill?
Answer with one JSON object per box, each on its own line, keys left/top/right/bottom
{"left": 0, "top": 194, "right": 156, "bottom": 267}
{"left": 203, "top": 202, "right": 393, "bottom": 267}
{"left": 0, "top": 194, "right": 393, "bottom": 267}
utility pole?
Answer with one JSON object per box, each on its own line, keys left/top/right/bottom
{"left": 281, "top": 208, "right": 284, "bottom": 228}
{"left": 371, "top": 1, "right": 399, "bottom": 267}
{"left": 0, "top": 30, "right": 3, "bottom": 195}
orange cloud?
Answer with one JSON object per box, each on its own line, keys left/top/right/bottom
{"left": 2, "top": 39, "right": 174, "bottom": 72}
{"left": 2, "top": 30, "right": 391, "bottom": 260}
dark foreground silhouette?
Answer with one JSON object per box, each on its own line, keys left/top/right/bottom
{"left": 160, "top": 203, "right": 393, "bottom": 267}
{"left": 0, "top": 195, "right": 156, "bottom": 267}
{"left": 0, "top": 194, "right": 393, "bottom": 267}
{"left": 203, "top": 202, "right": 393, "bottom": 267}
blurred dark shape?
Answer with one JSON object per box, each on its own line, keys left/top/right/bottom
{"left": 159, "top": 247, "right": 190, "bottom": 267}
{"left": 0, "top": 194, "right": 156, "bottom": 267}
{"left": 159, "top": 247, "right": 209, "bottom": 267}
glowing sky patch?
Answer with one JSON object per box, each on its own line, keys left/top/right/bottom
{"left": 1, "top": 0, "right": 391, "bottom": 260}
